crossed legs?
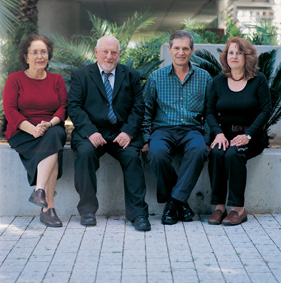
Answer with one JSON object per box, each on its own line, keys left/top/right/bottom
{"left": 36, "top": 153, "right": 59, "bottom": 210}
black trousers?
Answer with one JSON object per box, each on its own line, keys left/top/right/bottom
{"left": 148, "top": 126, "right": 207, "bottom": 203}
{"left": 208, "top": 138, "right": 265, "bottom": 207}
{"left": 72, "top": 138, "right": 148, "bottom": 222}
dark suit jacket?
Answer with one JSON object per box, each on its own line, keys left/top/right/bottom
{"left": 68, "top": 63, "right": 144, "bottom": 147}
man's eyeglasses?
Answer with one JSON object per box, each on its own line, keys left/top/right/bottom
{"left": 28, "top": 51, "right": 48, "bottom": 57}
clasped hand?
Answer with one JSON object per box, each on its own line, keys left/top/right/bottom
{"left": 211, "top": 133, "right": 249, "bottom": 151}
{"left": 32, "top": 121, "right": 51, "bottom": 138}
{"left": 89, "top": 132, "right": 131, "bottom": 149}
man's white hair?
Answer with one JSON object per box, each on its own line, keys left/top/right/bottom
{"left": 96, "top": 35, "right": 120, "bottom": 51}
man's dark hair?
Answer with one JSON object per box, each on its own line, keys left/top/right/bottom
{"left": 169, "top": 30, "right": 194, "bottom": 49}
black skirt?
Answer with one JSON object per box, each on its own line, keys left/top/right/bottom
{"left": 8, "top": 125, "right": 66, "bottom": 186}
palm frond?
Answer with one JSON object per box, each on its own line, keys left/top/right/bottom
{"left": 137, "top": 60, "right": 164, "bottom": 81}
{"left": 110, "top": 10, "right": 155, "bottom": 50}
{"left": 125, "top": 58, "right": 135, "bottom": 69}
{"left": 121, "top": 10, "right": 155, "bottom": 36}
{"left": 260, "top": 53, "right": 281, "bottom": 133}
{"left": 258, "top": 50, "right": 276, "bottom": 82}
{"left": 191, "top": 56, "right": 221, "bottom": 78}
{"left": 88, "top": 12, "right": 112, "bottom": 41}
{"left": 190, "top": 50, "right": 222, "bottom": 78}
{"left": 85, "top": 10, "right": 155, "bottom": 52}
{"left": 245, "top": 19, "right": 279, "bottom": 45}
{"left": 194, "top": 50, "right": 222, "bottom": 72}
{"left": 50, "top": 34, "right": 95, "bottom": 65}
{"left": 49, "top": 61, "right": 77, "bottom": 72}
{"left": 0, "top": 22, "right": 33, "bottom": 77}
{"left": 271, "top": 63, "right": 281, "bottom": 94}
{"left": 265, "top": 96, "right": 281, "bottom": 131}
{"left": 49, "top": 34, "right": 96, "bottom": 88}
{"left": 0, "top": 0, "right": 19, "bottom": 36}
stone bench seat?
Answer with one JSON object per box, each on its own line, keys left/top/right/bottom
{"left": 1, "top": 144, "right": 281, "bottom": 216}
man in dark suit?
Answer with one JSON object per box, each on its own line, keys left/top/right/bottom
{"left": 68, "top": 35, "right": 150, "bottom": 231}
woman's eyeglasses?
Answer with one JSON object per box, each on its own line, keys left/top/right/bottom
{"left": 28, "top": 51, "right": 48, "bottom": 57}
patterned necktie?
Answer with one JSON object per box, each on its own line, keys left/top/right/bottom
{"left": 103, "top": 72, "right": 117, "bottom": 124}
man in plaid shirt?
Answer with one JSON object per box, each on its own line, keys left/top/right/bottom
{"left": 142, "top": 30, "right": 212, "bottom": 225}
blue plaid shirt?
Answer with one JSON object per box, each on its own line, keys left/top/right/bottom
{"left": 142, "top": 63, "right": 212, "bottom": 143}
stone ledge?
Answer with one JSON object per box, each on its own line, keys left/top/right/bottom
{"left": 1, "top": 144, "right": 281, "bottom": 216}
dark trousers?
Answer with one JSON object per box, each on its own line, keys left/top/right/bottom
{"left": 72, "top": 139, "right": 148, "bottom": 222}
{"left": 208, "top": 141, "right": 264, "bottom": 207}
{"left": 147, "top": 126, "right": 208, "bottom": 203}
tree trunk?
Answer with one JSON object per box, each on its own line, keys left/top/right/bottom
{"left": 18, "top": 0, "right": 39, "bottom": 33}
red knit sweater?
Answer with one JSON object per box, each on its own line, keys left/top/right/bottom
{"left": 3, "top": 70, "right": 68, "bottom": 140}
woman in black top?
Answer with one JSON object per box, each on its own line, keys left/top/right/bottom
{"left": 206, "top": 37, "right": 271, "bottom": 226}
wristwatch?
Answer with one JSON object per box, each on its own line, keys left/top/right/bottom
{"left": 246, "top": 135, "right": 251, "bottom": 140}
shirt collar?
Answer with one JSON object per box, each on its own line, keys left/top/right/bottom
{"left": 168, "top": 62, "right": 194, "bottom": 75}
{"left": 97, "top": 63, "right": 116, "bottom": 77}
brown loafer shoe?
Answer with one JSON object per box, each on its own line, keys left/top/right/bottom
{"left": 208, "top": 209, "right": 227, "bottom": 225}
{"left": 222, "top": 209, "right": 247, "bottom": 226}
{"left": 29, "top": 189, "right": 48, "bottom": 208}
{"left": 40, "top": 208, "right": 62, "bottom": 227}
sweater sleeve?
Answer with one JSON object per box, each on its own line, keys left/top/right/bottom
{"left": 3, "top": 73, "right": 27, "bottom": 131}
{"left": 206, "top": 78, "right": 224, "bottom": 136}
{"left": 52, "top": 75, "right": 68, "bottom": 122}
{"left": 245, "top": 73, "right": 272, "bottom": 137}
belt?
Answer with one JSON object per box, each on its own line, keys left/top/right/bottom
{"left": 231, "top": 125, "right": 249, "bottom": 133}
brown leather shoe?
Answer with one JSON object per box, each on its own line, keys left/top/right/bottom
{"left": 222, "top": 209, "right": 247, "bottom": 226}
{"left": 208, "top": 209, "right": 227, "bottom": 225}
{"left": 29, "top": 189, "right": 47, "bottom": 208}
{"left": 40, "top": 208, "right": 62, "bottom": 227}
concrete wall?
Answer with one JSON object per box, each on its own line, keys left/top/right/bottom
{"left": 1, "top": 144, "right": 281, "bottom": 217}
{"left": 38, "top": 0, "right": 80, "bottom": 38}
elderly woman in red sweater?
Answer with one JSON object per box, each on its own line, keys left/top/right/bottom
{"left": 3, "top": 34, "right": 67, "bottom": 227}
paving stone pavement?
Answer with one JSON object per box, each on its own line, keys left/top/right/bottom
{"left": 0, "top": 214, "right": 281, "bottom": 283}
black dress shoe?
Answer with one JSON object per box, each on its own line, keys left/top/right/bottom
{"left": 29, "top": 189, "right": 48, "bottom": 208}
{"left": 176, "top": 201, "right": 194, "bottom": 222}
{"left": 161, "top": 199, "right": 178, "bottom": 225}
{"left": 80, "top": 212, "right": 96, "bottom": 226}
{"left": 132, "top": 216, "right": 151, "bottom": 231}
{"left": 40, "top": 208, "right": 62, "bottom": 227}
